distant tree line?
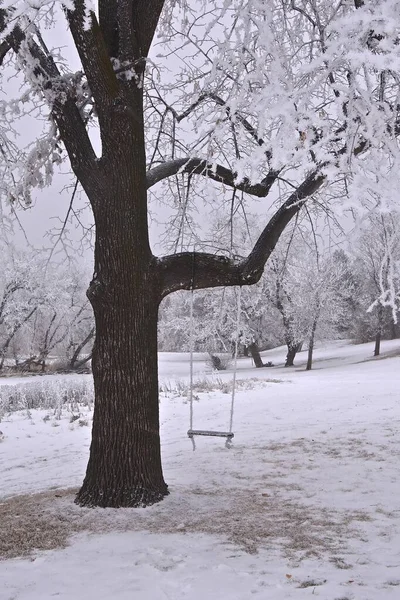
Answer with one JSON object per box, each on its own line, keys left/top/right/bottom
{"left": 1, "top": 212, "right": 399, "bottom": 376}
{"left": 158, "top": 214, "right": 400, "bottom": 369}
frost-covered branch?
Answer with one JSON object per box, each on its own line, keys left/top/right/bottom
{"left": 157, "top": 170, "right": 325, "bottom": 296}
{"left": 146, "top": 157, "right": 279, "bottom": 197}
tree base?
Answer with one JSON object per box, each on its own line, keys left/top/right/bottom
{"left": 75, "top": 484, "right": 169, "bottom": 508}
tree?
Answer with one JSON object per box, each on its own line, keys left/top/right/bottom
{"left": 300, "top": 252, "right": 357, "bottom": 370}
{"left": 264, "top": 232, "right": 360, "bottom": 368}
{"left": 29, "top": 265, "right": 94, "bottom": 371}
{"left": 351, "top": 212, "right": 400, "bottom": 355}
{"left": 0, "top": 244, "right": 93, "bottom": 372}
{"left": 0, "top": 243, "right": 43, "bottom": 370}
{"left": 1, "top": 1, "right": 399, "bottom": 507}
{"left": 264, "top": 235, "right": 308, "bottom": 367}
{"left": 158, "top": 283, "right": 281, "bottom": 363}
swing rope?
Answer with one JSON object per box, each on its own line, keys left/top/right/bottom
{"left": 188, "top": 286, "right": 195, "bottom": 445}
{"left": 188, "top": 250, "right": 196, "bottom": 450}
{"left": 187, "top": 274, "right": 242, "bottom": 450}
{"left": 227, "top": 285, "right": 242, "bottom": 446}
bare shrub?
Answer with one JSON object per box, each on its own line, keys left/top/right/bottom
{"left": 159, "top": 377, "right": 217, "bottom": 397}
{"left": 207, "top": 353, "right": 232, "bottom": 371}
{"left": 159, "top": 376, "right": 284, "bottom": 398}
{"left": 0, "top": 377, "right": 94, "bottom": 419}
{"left": 46, "top": 358, "right": 92, "bottom": 374}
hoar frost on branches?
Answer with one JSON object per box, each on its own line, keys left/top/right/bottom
{"left": 150, "top": 0, "right": 400, "bottom": 226}
{"left": 351, "top": 212, "right": 400, "bottom": 355}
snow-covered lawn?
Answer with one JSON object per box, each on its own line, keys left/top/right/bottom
{"left": 0, "top": 340, "right": 400, "bottom": 599}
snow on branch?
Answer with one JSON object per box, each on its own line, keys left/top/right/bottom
{"left": 157, "top": 170, "right": 325, "bottom": 297}
{"left": 146, "top": 157, "right": 279, "bottom": 197}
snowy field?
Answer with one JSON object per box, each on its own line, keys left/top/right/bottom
{"left": 0, "top": 340, "right": 400, "bottom": 599}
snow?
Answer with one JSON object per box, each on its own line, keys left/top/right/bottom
{"left": 1, "top": 339, "right": 400, "bottom": 599}
{"left": 0, "top": 532, "right": 354, "bottom": 600}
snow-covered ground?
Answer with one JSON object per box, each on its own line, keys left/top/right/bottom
{"left": 0, "top": 339, "right": 400, "bottom": 599}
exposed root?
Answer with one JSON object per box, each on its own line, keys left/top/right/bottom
{"left": 74, "top": 484, "right": 169, "bottom": 508}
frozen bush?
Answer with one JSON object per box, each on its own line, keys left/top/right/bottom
{"left": 0, "top": 377, "right": 94, "bottom": 419}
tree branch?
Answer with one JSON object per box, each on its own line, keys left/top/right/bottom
{"left": 146, "top": 157, "right": 279, "bottom": 197}
{"left": 69, "top": 326, "right": 95, "bottom": 370}
{"left": 132, "top": 1, "right": 166, "bottom": 58}
{"left": 157, "top": 252, "right": 243, "bottom": 298}
{"left": 164, "top": 91, "right": 267, "bottom": 149}
{"left": 0, "top": 10, "right": 98, "bottom": 182}
{"left": 157, "top": 170, "right": 325, "bottom": 297}
{"left": 0, "top": 8, "right": 25, "bottom": 65}
{"left": 99, "top": 0, "right": 119, "bottom": 58}
{"left": 66, "top": 2, "right": 119, "bottom": 120}
{"left": 241, "top": 171, "right": 325, "bottom": 280}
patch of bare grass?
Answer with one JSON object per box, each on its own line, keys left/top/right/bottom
{"left": 0, "top": 481, "right": 366, "bottom": 561}
{"left": 260, "top": 435, "right": 390, "bottom": 465}
{"left": 0, "top": 489, "right": 75, "bottom": 560}
{"left": 297, "top": 578, "right": 327, "bottom": 588}
{"left": 159, "top": 376, "right": 284, "bottom": 398}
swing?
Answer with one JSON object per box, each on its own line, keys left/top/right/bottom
{"left": 187, "top": 281, "right": 242, "bottom": 450}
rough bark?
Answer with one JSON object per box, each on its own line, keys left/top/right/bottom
{"left": 248, "top": 342, "right": 264, "bottom": 368}
{"left": 374, "top": 306, "right": 383, "bottom": 357}
{"left": 306, "top": 321, "right": 317, "bottom": 371}
{"left": 69, "top": 327, "right": 95, "bottom": 371}
{"left": 75, "top": 68, "right": 170, "bottom": 505}
{"left": 75, "top": 168, "right": 169, "bottom": 506}
{"left": 76, "top": 279, "right": 168, "bottom": 507}
{"left": 285, "top": 342, "right": 302, "bottom": 367}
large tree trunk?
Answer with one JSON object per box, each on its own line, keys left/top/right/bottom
{"left": 306, "top": 306, "right": 320, "bottom": 371}
{"left": 374, "top": 306, "right": 383, "bottom": 357}
{"left": 75, "top": 178, "right": 168, "bottom": 507}
{"left": 285, "top": 341, "right": 302, "bottom": 367}
{"left": 75, "top": 285, "right": 168, "bottom": 507}
{"left": 306, "top": 321, "right": 317, "bottom": 371}
{"left": 75, "top": 82, "right": 168, "bottom": 507}
{"left": 248, "top": 342, "right": 264, "bottom": 368}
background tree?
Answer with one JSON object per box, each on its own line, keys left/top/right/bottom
{"left": 350, "top": 212, "right": 400, "bottom": 355}
{"left": 158, "top": 283, "right": 281, "bottom": 363}
{"left": 0, "top": 242, "right": 93, "bottom": 372}
{"left": 263, "top": 232, "right": 353, "bottom": 367}
{"left": 299, "top": 251, "right": 357, "bottom": 370}
{"left": 0, "top": 243, "right": 42, "bottom": 370}
{"left": 1, "top": 0, "right": 400, "bottom": 507}
{"left": 28, "top": 265, "right": 93, "bottom": 372}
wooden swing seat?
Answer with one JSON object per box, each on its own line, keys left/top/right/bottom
{"left": 187, "top": 429, "right": 234, "bottom": 439}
